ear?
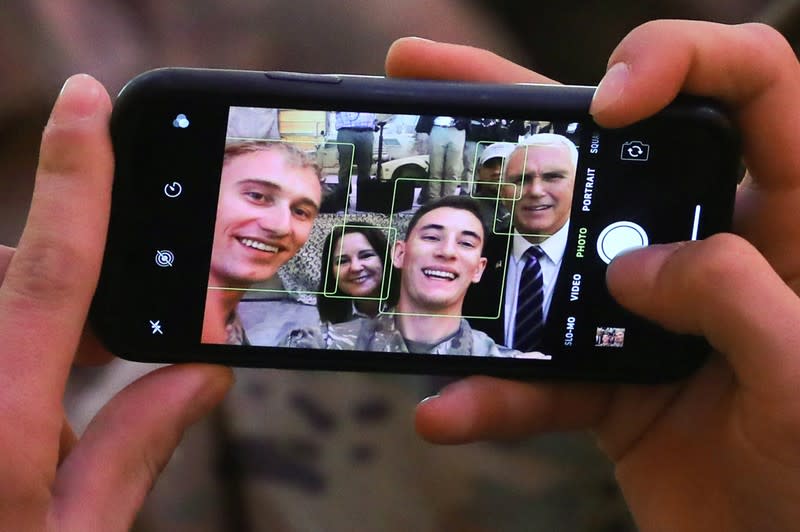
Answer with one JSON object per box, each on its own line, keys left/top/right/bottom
{"left": 392, "top": 240, "right": 406, "bottom": 269}
{"left": 471, "top": 257, "right": 488, "bottom": 283}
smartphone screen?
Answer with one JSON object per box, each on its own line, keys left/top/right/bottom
{"left": 94, "top": 70, "right": 740, "bottom": 381}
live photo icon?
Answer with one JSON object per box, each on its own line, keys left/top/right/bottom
{"left": 172, "top": 113, "right": 190, "bottom": 129}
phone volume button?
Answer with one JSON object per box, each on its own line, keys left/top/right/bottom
{"left": 264, "top": 71, "right": 343, "bottom": 84}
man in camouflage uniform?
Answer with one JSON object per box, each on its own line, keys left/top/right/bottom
{"left": 201, "top": 139, "right": 323, "bottom": 345}
{"left": 285, "top": 195, "right": 549, "bottom": 358}
{"left": 285, "top": 311, "right": 516, "bottom": 356}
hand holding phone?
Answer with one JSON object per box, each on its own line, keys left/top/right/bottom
{"left": 394, "top": 21, "right": 800, "bottom": 532}
{"left": 93, "top": 63, "right": 741, "bottom": 381}
{"left": 0, "top": 74, "right": 232, "bottom": 531}
{"left": 3, "top": 18, "right": 800, "bottom": 532}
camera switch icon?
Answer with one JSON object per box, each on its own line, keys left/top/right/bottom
{"left": 620, "top": 140, "right": 650, "bottom": 161}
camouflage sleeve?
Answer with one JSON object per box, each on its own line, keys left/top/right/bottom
{"left": 489, "top": 342, "right": 553, "bottom": 360}
{"left": 469, "top": 327, "right": 552, "bottom": 359}
{"left": 280, "top": 325, "right": 326, "bottom": 349}
{"left": 470, "top": 329, "right": 517, "bottom": 357}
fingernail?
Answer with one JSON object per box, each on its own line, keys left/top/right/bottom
{"left": 419, "top": 393, "right": 440, "bottom": 406}
{"left": 49, "top": 74, "right": 101, "bottom": 126}
{"left": 406, "top": 36, "right": 434, "bottom": 43}
{"left": 590, "top": 62, "right": 629, "bottom": 117}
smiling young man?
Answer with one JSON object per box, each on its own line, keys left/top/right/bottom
{"left": 389, "top": 196, "right": 489, "bottom": 349}
{"left": 202, "top": 140, "right": 323, "bottom": 344}
{"left": 284, "top": 195, "right": 541, "bottom": 357}
{"left": 462, "top": 133, "right": 577, "bottom": 351}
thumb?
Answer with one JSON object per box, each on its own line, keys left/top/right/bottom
{"left": 50, "top": 364, "right": 233, "bottom": 531}
{"left": 606, "top": 233, "right": 800, "bottom": 396}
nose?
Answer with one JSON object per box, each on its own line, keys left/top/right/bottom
{"left": 436, "top": 235, "right": 457, "bottom": 258}
{"left": 258, "top": 203, "right": 291, "bottom": 237}
{"left": 350, "top": 257, "right": 365, "bottom": 271}
{"left": 524, "top": 175, "right": 545, "bottom": 197}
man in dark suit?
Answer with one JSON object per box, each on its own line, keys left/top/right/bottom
{"left": 463, "top": 133, "right": 577, "bottom": 350}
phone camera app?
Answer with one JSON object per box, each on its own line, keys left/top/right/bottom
{"left": 620, "top": 140, "right": 650, "bottom": 161}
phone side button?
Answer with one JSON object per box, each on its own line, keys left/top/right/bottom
{"left": 264, "top": 71, "right": 343, "bottom": 84}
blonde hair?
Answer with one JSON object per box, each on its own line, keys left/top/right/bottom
{"left": 223, "top": 139, "right": 323, "bottom": 183}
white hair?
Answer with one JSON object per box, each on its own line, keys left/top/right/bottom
{"left": 512, "top": 133, "right": 578, "bottom": 171}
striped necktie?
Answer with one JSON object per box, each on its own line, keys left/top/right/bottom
{"left": 513, "top": 245, "right": 545, "bottom": 351}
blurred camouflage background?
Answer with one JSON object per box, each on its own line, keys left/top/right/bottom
{"left": 5, "top": 0, "right": 799, "bottom": 244}
{"left": 2, "top": 1, "right": 798, "bottom": 531}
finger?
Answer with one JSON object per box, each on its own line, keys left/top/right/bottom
{"left": 0, "top": 245, "right": 13, "bottom": 284}
{"left": 591, "top": 21, "right": 800, "bottom": 279}
{"left": 58, "top": 417, "right": 78, "bottom": 465}
{"left": 590, "top": 21, "right": 800, "bottom": 191}
{"left": 415, "top": 376, "right": 614, "bottom": 444}
{"left": 606, "top": 233, "right": 800, "bottom": 397}
{"left": 385, "top": 37, "right": 556, "bottom": 84}
{"left": 0, "top": 75, "right": 113, "bottom": 410}
{"left": 51, "top": 364, "right": 233, "bottom": 530}
{"left": 75, "top": 328, "right": 115, "bottom": 366}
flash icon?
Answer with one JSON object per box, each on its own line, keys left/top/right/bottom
{"left": 150, "top": 320, "right": 163, "bottom": 335}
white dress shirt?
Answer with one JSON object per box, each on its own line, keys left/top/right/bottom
{"left": 502, "top": 221, "right": 570, "bottom": 347}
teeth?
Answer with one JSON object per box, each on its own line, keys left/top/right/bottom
{"left": 423, "top": 269, "right": 457, "bottom": 280}
{"left": 239, "top": 238, "right": 278, "bottom": 253}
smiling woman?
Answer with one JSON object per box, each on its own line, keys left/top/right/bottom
{"left": 317, "top": 223, "right": 395, "bottom": 323}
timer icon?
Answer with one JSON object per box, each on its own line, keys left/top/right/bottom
{"left": 164, "top": 181, "right": 183, "bottom": 198}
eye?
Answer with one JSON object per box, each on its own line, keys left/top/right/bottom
{"left": 292, "top": 207, "right": 312, "bottom": 220}
{"left": 359, "top": 250, "right": 377, "bottom": 260}
{"left": 459, "top": 239, "right": 477, "bottom": 249}
{"left": 243, "top": 190, "right": 270, "bottom": 204}
{"left": 507, "top": 174, "right": 524, "bottom": 185}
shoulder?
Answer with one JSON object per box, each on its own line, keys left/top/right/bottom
{"left": 241, "top": 299, "right": 321, "bottom": 346}
{"left": 323, "top": 317, "right": 379, "bottom": 349}
{"left": 469, "top": 326, "right": 516, "bottom": 357}
{"left": 327, "top": 318, "right": 370, "bottom": 336}
{"left": 281, "top": 324, "right": 325, "bottom": 348}
{"left": 281, "top": 318, "right": 369, "bottom": 349}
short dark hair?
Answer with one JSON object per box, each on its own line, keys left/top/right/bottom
{"left": 481, "top": 157, "right": 504, "bottom": 170}
{"left": 404, "top": 195, "right": 489, "bottom": 253}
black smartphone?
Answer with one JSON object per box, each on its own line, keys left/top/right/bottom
{"left": 91, "top": 68, "right": 740, "bottom": 382}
